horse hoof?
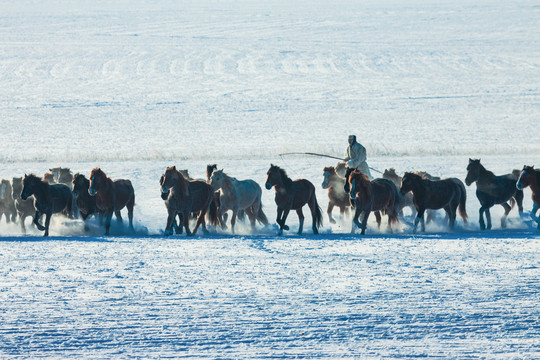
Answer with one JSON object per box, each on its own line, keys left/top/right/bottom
{"left": 283, "top": 225, "right": 289, "bottom": 231}
{"left": 329, "top": 218, "right": 336, "bottom": 224}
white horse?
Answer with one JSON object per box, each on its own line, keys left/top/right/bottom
{"left": 209, "top": 170, "right": 268, "bottom": 233}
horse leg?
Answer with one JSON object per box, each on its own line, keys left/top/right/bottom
{"left": 175, "top": 214, "right": 183, "bottom": 234}
{"left": 127, "top": 196, "right": 135, "bottom": 231}
{"left": 19, "top": 212, "right": 26, "bottom": 234}
{"left": 115, "top": 210, "right": 123, "bottom": 223}
{"left": 530, "top": 203, "right": 539, "bottom": 222}
{"left": 164, "top": 211, "right": 176, "bottom": 236}
{"left": 478, "top": 206, "right": 486, "bottom": 230}
{"left": 296, "top": 208, "right": 305, "bottom": 235}
{"left": 279, "top": 208, "right": 291, "bottom": 235}
{"left": 183, "top": 211, "right": 192, "bottom": 236}
{"left": 500, "top": 203, "right": 511, "bottom": 229}
{"left": 361, "top": 210, "right": 370, "bottom": 235}
{"left": 193, "top": 209, "right": 209, "bottom": 235}
{"left": 413, "top": 208, "right": 425, "bottom": 233}
{"left": 514, "top": 189, "right": 524, "bottom": 216}
{"left": 374, "top": 211, "right": 381, "bottom": 229}
{"left": 245, "top": 206, "right": 256, "bottom": 228}
{"left": 104, "top": 211, "right": 113, "bottom": 235}
{"left": 230, "top": 210, "right": 237, "bottom": 235}
{"left": 327, "top": 202, "right": 336, "bottom": 224}
{"left": 43, "top": 212, "right": 52, "bottom": 237}
{"left": 445, "top": 205, "right": 456, "bottom": 230}
{"left": 485, "top": 207, "right": 492, "bottom": 230}
{"left": 33, "top": 210, "right": 46, "bottom": 231}
{"left": 351, "top": 208, "right": 361, "bottom": 234}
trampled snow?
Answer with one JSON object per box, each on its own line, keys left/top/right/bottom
{"left": 0, "top": 0, "right": 538, "bottom": 358}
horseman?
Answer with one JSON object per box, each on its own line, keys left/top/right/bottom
{"left": 343, "top": 134, "right": 372, "bottom": 179}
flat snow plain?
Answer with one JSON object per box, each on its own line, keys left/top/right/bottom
{"left": 0, "top": 0, "right": 539, "bottom": 358}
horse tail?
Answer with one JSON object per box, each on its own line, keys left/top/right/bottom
{"left": 256, "top": 204, "right": 269, "bottom": 226}
{"left": 207, "top": 196, "right": 220, "bottom": 227}
{"left": 509, "top": 196, "right": 516, "bottom": 210}
{"left": 456, "top": 180, "right": 468, "bottom": 222}
{"left": 312, "top": 193, "right": 323, "bottom": 229}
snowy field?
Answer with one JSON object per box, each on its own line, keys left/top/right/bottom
{"left": 0, "top": 0, "right": 539, "bottom": 358}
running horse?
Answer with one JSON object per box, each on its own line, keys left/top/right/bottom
{"left": 209, "top": 169, "right": 268, "bottom": 233}
{"left": 465, "top": 159, "right": 524, "bottom": 230}
{"left": 321, "top": 166, "right": 350, "bottom": 224}
{"left": 265, "top": 164, "right": 323, "bottom": 235}
{"left": 516, "top": 165, "right": 540, "bottom": 230}
{"left": 88, "top": 168, "right": 135, "bottom": 235}
{"left": 21, "top": 174, "right": 72, "bottom": 236}
{"left": 347, "top": 170, "right": 400, "bottom": 234}
{"left": 160, "top": 166, "right": 218, "bottom": 236}
{"left": 400, "top": 173, "right": 468, "bottom": 233}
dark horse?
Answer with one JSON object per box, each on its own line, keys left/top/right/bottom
{"left": 265, "top": 164, "right": 323, "bottom": 235}
{"left": 465, "top": 159, "right": 524, "bottom": 230}
{"left": 21, "top": 174, "right": 72, "bottom": 236}
{"left": 12, "top": 177, "right": 35, "bottom": 233}
{"left": 72, "top": 173, "right": 98, "bottom": 223}
{"left": 322, "top": 166, "right": 350, "bottom": 224}
{"left": 88, "top": 168, "right": 135, "bottom": 235}
{"left": 348, "top": 171, "right": 399, "bottom": 235}
{"left": 516, "top": 165, "right": 540, "bottom": 230}
{"left": 400, "top": 173, "right": 468, "bottom": 233}
{"left": 160, "top": 166, "right": 218, "bottom": 236}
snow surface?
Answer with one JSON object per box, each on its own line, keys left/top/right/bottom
{"left": 0, "top": 0, "right": 539, "bottom": 358}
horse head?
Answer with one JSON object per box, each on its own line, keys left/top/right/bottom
{"left": 516, "top": 165, "right": 535, "bottom": 190}
{"left": 88, "top": 168, "right": 107, "bottom": 196}
{"left": 21, "top": 174, "right": 42, "bottom": 200}
{"left": 161, "top": 166, "right": 189, "bottom": 197}
{"left": 348, "top": 171, "right": 371, "bottom": 204}
{"left": 209, "top": 169, "right": 225, "bottom": 191}
{"left": 265, "top": 164, "right": 284, "bottom": 190}
{"left": 400, "top": 172, "right": 421, "bottom": 195}
{"left": 465, "top": 158, "right": 482, "bottom": 186}
{"left": 322, "top": 166, "right": 336, "bottom": 189}
{"left": 72, "top": 173, "right": 88, "bottom": 198}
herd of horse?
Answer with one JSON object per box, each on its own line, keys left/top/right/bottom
{"left": 0, "top": 160, "right": 538, "bottom": 237}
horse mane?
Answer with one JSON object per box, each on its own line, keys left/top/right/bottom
{"left": 402, "top": 172, "right": 422, "bottom": 182}
{"left": 271, "top": 165, "right": 293, "bottom": 185}
{"left": 323, "top": 166, "right": 336, "bottom": 174}
{"left": 524, "top": 166, "right": 540, "bottom": 185}
{"left": 90, "top": 167, "right": 106, "bottom": 179}
{"left": 207, "top": 164, "right": 217, "bottom": 180}
{"left": 471, "top": 159, "right": 495, "bottom": 178}
{"left": 167, "top": 166, "right": 189, "bottom": 195}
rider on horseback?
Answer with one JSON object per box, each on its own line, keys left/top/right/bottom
{"left": 344, "top": 135, "right": 372, "bottom": 179}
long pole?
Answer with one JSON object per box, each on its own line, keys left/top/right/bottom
{"left": 278, "top": 152, "right": 382, "bottom": 174}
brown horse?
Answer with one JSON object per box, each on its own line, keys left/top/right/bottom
{"left": 0, "top": 179, "right": 17, "bottom": 223}
{"left": 400, "top": 173, "right": 467, "bottom": 233}
{"left": 12, "top": 177, "right": 36, "bottom": 233}
{"left": 43, "top": 171, "right": 56, "bottom": 184}
{"left": 265, "top": 164, "right": 322, "bottom": 235}
{"left": 348, "top": 171, "right": 399, "bottom": 235}
{"left": 465, "top": 159, "right": 524, "bottom": 230}
{"left": 516, "top": 165, "right": 540, "bottom": 230}
{"left": 21, "top": 174, "right": 72, "bottom": 236}
{"left": 160, "top": 166, "right": 218, "bottom": 236}
{"left": 321, "top": 166, "right": 350, "bottom": 224}
{"left": 88, "top": 168, "right": 135, "bottom": 235}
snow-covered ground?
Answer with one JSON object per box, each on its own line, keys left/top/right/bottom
{"left": 0, "top": 0, "right": 539, "bottom": 358}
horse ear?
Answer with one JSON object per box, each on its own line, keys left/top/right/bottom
{"left": 468, "top": 158, "right": 473, "bottom": 163}
{"left": 172, "top": 166, "right": 176, "bottom": 170}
